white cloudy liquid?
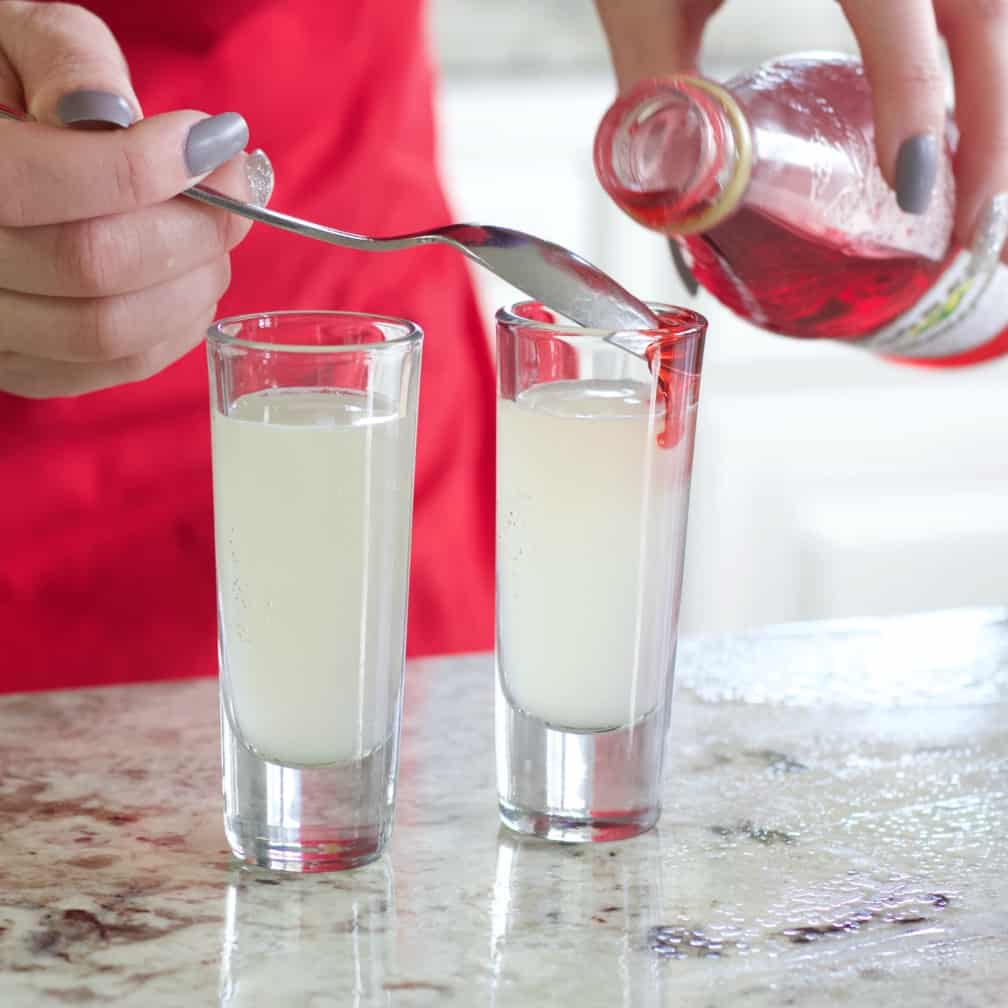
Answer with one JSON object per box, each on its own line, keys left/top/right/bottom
{"left": 497, "top": 379, "right": 692, "bottom": 732}
{"left": 211, "top": 387, "right": 414, "bottom": 767}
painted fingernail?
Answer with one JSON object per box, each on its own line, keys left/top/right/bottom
{"left": 895, "top": 133, "right": 938, "bottom": 214}
{"left": 57, "top": 90, "right": 135, "bottom": 129}
{"left": 245, "top": 148, "right": 274, "bottom": 207}
{"left": 184, "top": 112, "right": 249, "bottom": 177}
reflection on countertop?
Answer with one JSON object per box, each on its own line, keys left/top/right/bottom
{"left": 1, "top": 610, "right": 1006, "bottom": 1005}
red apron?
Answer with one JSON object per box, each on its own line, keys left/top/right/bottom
{"left": 0, "top": 0, "right": 495, "bottom": 692}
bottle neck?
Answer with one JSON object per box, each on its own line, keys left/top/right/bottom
{"left": 594, "top": 75, "right": 753, "bottom": 236}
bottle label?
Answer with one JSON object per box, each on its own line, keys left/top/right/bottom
{"left": 860, "top": 196, "right": 1008, "bottom": 359}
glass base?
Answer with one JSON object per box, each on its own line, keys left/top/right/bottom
{"left": 497, "top": 801, "right": 659, "bottom": 843}
{"left": 223, "top": 820, "right": 386, "bottom": 873}
{"left": 221, "top": 700, "right": 396, "bottom": 873}
{"left": 494, "top": 675, "right": 669, "bottom": 844}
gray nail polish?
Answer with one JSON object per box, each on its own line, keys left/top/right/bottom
{"left": 185, "top": 112, "right": 249, "bottom": 177}
{"left": 895, "top": 133, "right": 938, "bottom": 215}
{"left": 57, "top": 90, "right": 135, "bottom": 129}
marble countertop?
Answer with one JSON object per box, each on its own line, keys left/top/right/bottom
{"left": 1, "top": 609, "right": 1006, "bottom": 1006}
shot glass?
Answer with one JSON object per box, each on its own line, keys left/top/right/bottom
{"left": 208, "top": 311, "right": 422, "bottom": 871}
{"left": 495, "top": 301, "right": 706, "bottom": 842}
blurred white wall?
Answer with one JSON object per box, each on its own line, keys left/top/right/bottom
{"left": 430, "top": 1, "right": 1008, "bottom": 635}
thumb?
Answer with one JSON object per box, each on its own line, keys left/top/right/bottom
{"left": 0, "top": 1, "right": 140, "bottom": 128}
{"left": 594, "top": 0, "right": 725, "bottom": 90}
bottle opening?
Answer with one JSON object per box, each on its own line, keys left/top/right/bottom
{"left": 594, "top": 77, "right": 746, "bottom": 235}
{"left": 609, "top": 93, "right": 713, "bottom": 198}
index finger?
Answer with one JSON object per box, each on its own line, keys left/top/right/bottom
{"left": 840, "top": 0, "right": 948, "bottom": 214}
{"left": 594, "top": 0, "right": 725, "bottom": 89}
{"left": 938, "top": 1, "right": 1008, "bottom": 246}
{"left": 0, "top": 108, "right": 249, "bottom": 226}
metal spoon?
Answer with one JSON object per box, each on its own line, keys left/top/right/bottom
{"left": 185, "top": 183, "right": 659, "bottom": 333}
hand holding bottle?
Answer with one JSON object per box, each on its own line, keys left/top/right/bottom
{"left": 594, "top": 0, "right": 1008, "bottom": 249}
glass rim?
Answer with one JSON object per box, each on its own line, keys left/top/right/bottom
{"left": 207, "top": 310, "right": 423, "bottom": 354}
{"left": 495, "top": 301, "right": 707, "bottom": 342}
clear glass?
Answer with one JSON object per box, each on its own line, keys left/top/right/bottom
{"left": 207, "top": 311, "right": 422, "bottom": 871}
{"left": 495, "top": 301, "right": 706, "bottom": 842}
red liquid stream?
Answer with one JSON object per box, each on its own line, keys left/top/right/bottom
{"left": 643, "top": 309, "right": 704, "bottom": 451}
{"left": 507, "top": 303, "right": 704, "bottom": 450}
{"left": 646, "top": 340, "right": 700, "bottom": 451}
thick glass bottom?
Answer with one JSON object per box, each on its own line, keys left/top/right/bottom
{"left": 223, "top": 821, "right": 386, "bottom": 873}
{"left": 497, "top": 801, "right": 659, "bottom": 843}
{"left": 495, "top": 673, "right": 670, "bottom": 844}
{"left": 220, "top": 698, "right": 397, "bottom": 872}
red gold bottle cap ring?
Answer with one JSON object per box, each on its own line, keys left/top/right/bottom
{"left": 668, "top": 76, "right": 754, "bottom": 236}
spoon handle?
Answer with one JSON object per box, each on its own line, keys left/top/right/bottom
{"left": 184, "top": 184, "right": 422, "bottom": 253}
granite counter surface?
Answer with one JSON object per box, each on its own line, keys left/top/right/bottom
{"left": 1, "top": 609, "right": 1006, "bottom": 1005}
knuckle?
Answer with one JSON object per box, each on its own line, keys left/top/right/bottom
{"left": 894, "top": 60, "right": 946, "bottom": 97}
{"left": 130, "top": 335, "right": 184, "bottom": 384}
{"left": 57, "top": 218, "right": 124, "bottom": 296}
{"left": 125, "top": 307, "right": 214, "bottom": 385}
{"left": 77, "top": 296, "right": 131, "bottom": 361}
{"left": 111, "top": 144, "right": 158, "bottom": 210}
{"left": 0, "top": 159, "right": 36, "bottom": 227}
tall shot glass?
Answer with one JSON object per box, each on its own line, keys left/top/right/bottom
{"left": 208, "top": 311, "right": 422, "bottom": 871}
{"left": 495, "top": 302, "right": 706, "bottom": 842}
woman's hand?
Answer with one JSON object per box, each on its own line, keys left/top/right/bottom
{"left": 0, "top": 1, "right": 262, "bottom": 398}
{"left": 594, "top": 0, "right": 1008, "bottom": 246}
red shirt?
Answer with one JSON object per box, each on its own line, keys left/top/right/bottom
{"left": 0, "top": 0, "right": 495, "bottom": 692}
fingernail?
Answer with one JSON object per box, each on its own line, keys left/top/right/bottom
{"left": 185, "top": 112, "right": 249, "bottom": 177}
{"left": 245, "top": 148, "right": 274, "bottom": 207}
{"left": 895, "top": 133, "right": 938, "bottom": 214}
{"left": 57, "top": 89, "right": 135, "bottom": 129}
